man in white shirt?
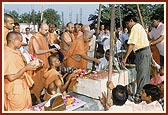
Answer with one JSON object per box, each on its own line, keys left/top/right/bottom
{"left": 149, "top": 15, "right": 164, "bottom": 67}
{"left": 121, "top": 15, "right": 151, "bottom": 96}
{"left": 100, "top": 82, "right": 163, "bottom": 112}
{"left": 95, "top": 49, "right": 107, "bottom": 71}
{"left": 23, "top": 27, "right": 33, "bottom": 52}
{"left": 90, "top": 23, "right": 97, "bottom": 35}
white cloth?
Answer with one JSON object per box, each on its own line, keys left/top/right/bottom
{"left": 19, "top": 33, "right": 32, "bottom": 63}
{"left": 103, "top": 38, "right": 110, "bottom": 52}
{"left": 90, "top": 29, "right": 96, "bottom": 34}
{"left": 23, "top": 33, "right": 33, "bottom": 44}
{"left": 149, "top": 22, "right": 164, "bottom": 56}
{"left": 108, "top": 100, "right": 163, "bottom": 112}
{"left": 95, "top": 57, "right": 108, "bottom": 71}
{"left": 19, "top": 47, "right": 32, "bottom": 64}
{"left": 23, "top": 33, "right": 32, "bottom": 52}
{"left": 133, "top": 101, "right": 163, "bottom": 112}
{"left": 51, "top": 44, "right": 61, "bottom": 50}
{"left": 114, "top": 40, "right": 122, "bottom": 54}
{"left": 108, "top": 100, "right": 134, "bottom": 112}
{"left": 97, "top": 32, "right": 110, "bottom": 45}
{"left": 87, "top": 35, "right": 96, "bottom": 69}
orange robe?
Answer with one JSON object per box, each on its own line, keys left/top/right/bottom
{"left": 60, "top": 32, "right": 75, "bottom": 68}
{"left": 48, "top": 32, "right": 59, "bottom": 45}
{"left": 73, "top": 31, "right": 83, "bottom": 39}
{"left": 4, "top": 28, "right": 9, "bottom": 46}
{"left": 150, "top": 45, "right": 160, "bottom": 64}
{"left": 64, "top": 36, "right": 89, "bottom": 69}
{"left": 4, "top": 47, "right": 33, "bottom": 111}
{"left": 28, "top": 33, "right": 50, "bottom": 101}
{"left": 43, "top": 68, "right": 65, "bottom": 101}
{"left": 73, "top": 32, "right": 78, "bottom": 39}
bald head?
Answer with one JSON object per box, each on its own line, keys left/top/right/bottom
{"left": 48, "top": 54, "right": 57, "bottom": 67}
{"left": 4, "top": 13, "right": 14, "bottom": 23}
{"left": 6, "top": 31, "right": 21, "bottom": 44}
{"left": 4, "top": 13, "right": 14, "bottom": 30}
{"left": 40, "top": 23, "right": 47, "bottom": 28}
{"left": 66, "top": 22, "right": 74, "bottom": 33}
{"left": 66, "top": 22, "right": 73, "bottom": 27}
{"left": 82, "top": 25, "right": 90, "bottom": 32}
{"left": 39, "top": 23, "right": 49, "bottom": 36}
{"left": 83, "top": 31, "right": 93, "bottom": 42}
{"left": 84, "top": 31, "right": 93, "bottom": 37}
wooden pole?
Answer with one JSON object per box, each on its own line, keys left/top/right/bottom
{"left": 96, "top": 4, "right": 102, "bottom": 38}
{"left": 92, "top": 4, "right": 102, "bottom": 71}
{"left": 136, "top": 4, "right": 145, "bottom": 28}
{"left": 118, "top": 5, "right": 123, "bottom": 31}
{"left": 106, "top": 4, "right": 115, "bottom": 110}
{"left": 41, "top": 4, "right": 44, "bottom": 22}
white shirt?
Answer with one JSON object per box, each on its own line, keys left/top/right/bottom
{"left": 149, "top": 22, "right": 164, "bottom": 56}
{"left": 108, "top": 100, "right": 134, "bottom": 112}
{"left": 90, "top": 29, "right": 96, "bottom": 34}
{"left": 97, "top": 32, "right": 110, "bottom": 45}
{"left": 133, "top": 101, "right": 163, "bottom": 112}
{"left": 23, "top": 33, "right": 33, "bottom": 44}
{"left": 19, "top": 33, "right": 32, "bottom": 63}
{"left": 103, "top": 38, "right": 110, "bottom": 52}
{"left": 108, "top": 100, "right": 163, "bottom": 112}
{"left": 114, "top": 40, "right": 122, "bottom": 53}
{"left": 87, "top": 35, "right": 96, "bottom": 69}
{"left": 95, "top": 57, "right": 108, "bottom": 71}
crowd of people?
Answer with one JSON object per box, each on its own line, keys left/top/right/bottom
{"left": 3, "top": 13, "right": 164, "bottom": 112}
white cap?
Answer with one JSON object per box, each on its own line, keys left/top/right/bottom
{"left": 51, "top": 44, "right": 60, "bottom": 50}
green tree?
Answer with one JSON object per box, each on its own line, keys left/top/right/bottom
{"left": 43, "top": 8, "right": 61, "bottom": 26}
{"left": 151, "top": 4, "right": 164, "bottom": 22}
{"left": 8, "top": 10, "right": 20, "bottom": 23}
{"left": 20, "top": 12, "right": 31, "bottom": 23}
{"left": 88, "top": 4, "right": 164, "bottom": 30}
{"left": 5, "top": 8, "right": 62, "bottom": 29}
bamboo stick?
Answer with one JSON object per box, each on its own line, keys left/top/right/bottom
{"left": 106, "top": 4, "right": 115, "bottom": 110}
{"left": 136, "top": 4, "right": 145, "bottom": 28}
{"left": 92, "top": 4, "right": 102, "bottom": 71}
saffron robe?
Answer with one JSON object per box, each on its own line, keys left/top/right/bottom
{"left": 28, "top": 33, "right": 50, "bottom": 101}
{"left": 4, "top": 47, "right": 33, "bottom": 111}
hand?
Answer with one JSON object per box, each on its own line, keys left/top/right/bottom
{"left": 94, "top": 58, "right": 101, "bottom": 64}
{"left": 120, "top": 58, "right": 126, "bottom": 68}
{"left": 145, "top": 28, "right": 149, "bottom": 33}
{"left": 50, "top": 48, "right": 57, "bottom": 54}
{"left": 29, "top": 59, "right": 43, "bottom": 68}
{"left": 107, "top": 81, "right": 114, "bottom": 90}
{"left": 67, "top": 72, "right": 77, "bottom": 81}
{"left": 99, "top": 92, "right": 112, "bottom": 110}
{"left": 99, "top": 91, "right": 107, "bottom": 108}
{"left": 38, "top": 60, "right": 44, "bottom": 67}
{"left": 25, "top": 64, "right": 37, "bottom": 71}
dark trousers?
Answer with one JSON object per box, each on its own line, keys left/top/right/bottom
{"left": 160, "top": 55, "right": 164, "bottom": 66}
